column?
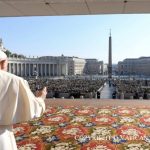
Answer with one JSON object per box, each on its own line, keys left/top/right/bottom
{"left": 56, "top": 64, "right": 58, "bottom": 76}
{"left": 15, "top": 63, "right": 16, "bottom": 75}
{"left": 36, "top": 63, "right": 39, "bottom": 76}
{"left": 8, "top": 63, "right": 11, "bottom": 73}
{"left": 25, "top": 63, "right": 27, "bottom": 76}
{"left": 21, "top": 63, "right": 23, "bottom": 77}
{"left": 61, "top": 64, "right": 64, "bottom": 75}
{"left": 23, "top": 64, "right": 24, "bottom": 76}
{"left": 41, "top": 64, "right": 43, "bottom": 76}
{"left": 60, "top": 64, "right": 62, "bottom": 75}
{"left": 17, "top": 63, "right": 18, "bottom": 75}
{"left": 30, "top": 64, "right": 32, "bottom": 76}
{"left": 16, "top": 63, "right": 18, "bottom": 76}
{"left": 49, "top": 64, "right": 50, "bottom": 76}
{"left": 53, "top": 64, "right": 55, "bottom": 76}
{"left": 11, "top": 63, "right": 12, "bottom": 73}
{"left": 57, "top": 64, "right": 59, "bottom": 76}
{"left": 18, "top": 63, "right": 20, "bottom": 76}
{"left": 29, "top": 63, "right": 31, "bottom": 76}
{"left": 45, "top": 64, "right": 47, "bottom": 77}
{"left": 17, "top": 63, "right": 19, "bottom": 76}
{"left": 13, "top": 63, "right": 15, "bottom": 74}
{"left": 65, "top": 63, "right": 68, "bottom": 75}
{"left": 58, "top": 64, "right": 60, "bottom": 76}
{"left": 26, "top": 64, "right": 29, "bottom": 76}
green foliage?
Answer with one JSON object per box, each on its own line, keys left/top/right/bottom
{"left": 5, "top": 50, "right": 11, "bottom": 57}
{"left": 5, "top": 50, "right": 26, "bottom": 58}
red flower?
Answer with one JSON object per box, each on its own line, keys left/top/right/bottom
{"left": 13, "top": 123, "right": 31, "bottom": 136}
{"left": 91, "top": 116, "right": 116, "bottom": 125}
{"left": 17, "top": 137, "right": 44, "bottom": 150}
{"left": 140, "top": 116, "right": 150, "bottom": 126}
{"left": 56, "top": 125, "right": 89, "bottom": 140}
{"left": 42, "top": 115, "right": 69, "bottom": 125}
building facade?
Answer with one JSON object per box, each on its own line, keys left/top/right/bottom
{"left": 1, "top": 38, "right": 106, "bottom": 77}
{"left": 8, "top": 56, "right": 68, "bottom": 77}
{"left": 68, "top": 57, "right": 86, "bottom": 75}
{"left": 84, "top": 59, "right": 103, "bottom": 75}
{"left": 118, "top": 57, "right": 150, "bottom": 76}
{"left": 8, "top": 56, "right": 107, "bottom": 77}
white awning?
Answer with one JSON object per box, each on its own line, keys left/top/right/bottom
{"left": 0, "top": 0, "right": 150, "bottom": 17}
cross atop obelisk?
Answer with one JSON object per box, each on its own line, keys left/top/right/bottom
{"left": 108, "top": 30, "right": 112, "bottom": 79}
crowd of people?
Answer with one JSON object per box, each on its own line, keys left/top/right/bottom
{"left": 26, "top": 77, "right": 150, "bottom": 99}
{"left": 111, "top": 79, "right": 150, "bottom": 99}
{"left": 27, "top": 78, "right": 106, "bottom": 98}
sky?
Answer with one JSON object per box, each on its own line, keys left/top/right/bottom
{"left": 0, "top": 14, "right": 150, "bottom": 64}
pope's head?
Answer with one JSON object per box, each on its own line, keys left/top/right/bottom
{"left": 0, "top": 50, "right": 8, "bottom": 71}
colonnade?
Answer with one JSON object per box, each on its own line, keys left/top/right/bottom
{"left": 8, "top": 62, "right": 68, "bottom": 77}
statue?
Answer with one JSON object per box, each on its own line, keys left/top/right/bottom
{"left": 0, "top": 38, "right": 6, "bottom": 52}
{"left": 0, "top": 38, "right": 3, "bottom": 49}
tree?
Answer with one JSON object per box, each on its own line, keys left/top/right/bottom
{"left": 5, "top": 49, "right": 26, "bottom": 58}
{"left": 5, "top": 50, "right": 12, "bottom": 57}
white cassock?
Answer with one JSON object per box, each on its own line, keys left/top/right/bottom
{"left": 0, "top": 70, "right": 45, "bottom": 150}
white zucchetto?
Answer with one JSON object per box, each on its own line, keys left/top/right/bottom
{"left": 0, "top": 50, "right": 7, "bottom": 61}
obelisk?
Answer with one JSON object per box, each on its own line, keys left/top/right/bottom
{"left": 108, "top": 31, "right": 112, "bottom": 79}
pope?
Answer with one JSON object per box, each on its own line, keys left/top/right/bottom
{"left": 0, "top": 49, "right": 47, "bottom": 150}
